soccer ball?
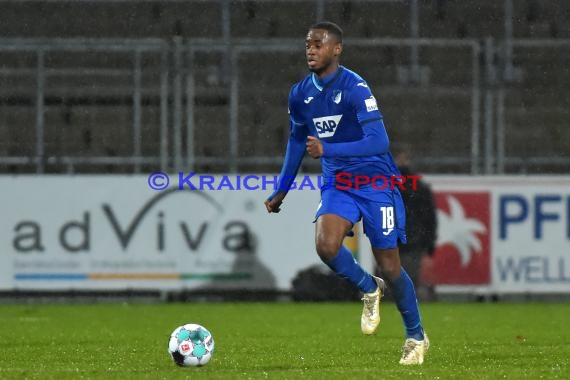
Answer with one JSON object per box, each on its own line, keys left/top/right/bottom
{"left": 168, "top": 323, "right": 215, "bottom": 367}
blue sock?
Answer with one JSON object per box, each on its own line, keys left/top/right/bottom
{"left": 388, "top": 268, "right": 424, "bottom": 340}
{"left": 324, "top": 245, "right": 377, "bottom": 293}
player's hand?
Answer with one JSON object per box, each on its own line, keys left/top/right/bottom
{"left": 306, "top": 136, "right": 323, "bottom": 159}
{"left": 264, "top": 192, "right": 286, "bottom": 213}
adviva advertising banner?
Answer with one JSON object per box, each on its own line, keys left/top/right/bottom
{"left": 0, "top": 176, "right": 322, "bottom": 291}
{"left": 428, "top": 176, "right": 570, "bottom": 293}
{"left": 0, "top": 175, "right": 568, "bottom": 293}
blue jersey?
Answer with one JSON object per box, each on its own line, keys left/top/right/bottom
{"left": 269, "top": 66, "right": 407, "bottom": 246}
{"left": 288, "top": 66, "right": 401, "bottom": 194}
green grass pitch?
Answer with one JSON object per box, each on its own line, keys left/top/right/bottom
{"left": 0, "top": 302, "right": 568, "bottom": 379}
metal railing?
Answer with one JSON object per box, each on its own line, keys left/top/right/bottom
{"left": 0, "top": 38, "right": 169, "bottom": 174}
{"left": 0, "top": 36, "right": 568, "bottom": 174}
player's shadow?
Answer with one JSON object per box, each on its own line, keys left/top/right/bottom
{"left": 189, "top": 221, "right": 277, "bottom": 300}
{"left": 291, "top": 264, "right": 360, "bottom": 302}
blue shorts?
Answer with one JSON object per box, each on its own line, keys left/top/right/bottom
{"left": 314, "top": 187, "right": 407, "bottom": 249}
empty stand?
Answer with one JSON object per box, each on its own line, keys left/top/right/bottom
{"left": 0, "top": 0, "right": 568, "bottom": 174}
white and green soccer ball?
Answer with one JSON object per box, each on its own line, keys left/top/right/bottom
{"left": 168, "top": 324, "right": 215, "bottom": 367}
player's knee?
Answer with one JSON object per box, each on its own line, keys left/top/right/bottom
{"left": 383, "top": 265, "right": 401, "bottom": 281}
{"left": 377, "top": 255, "right": 400, "bottom": 280}
{"left": 315, "top": 238, "right": 341, "bottom": 261}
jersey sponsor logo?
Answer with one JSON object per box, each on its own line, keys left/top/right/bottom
{"left": 304, "top": 96, "right": 314, "bottom": 104}
{"left": 332, "top": 90, "right": 342, "bottom": 104}
{"left": 364, "top": 96, "right": 378, "bottom": 112}
{"left": 312, "top": 114, "right": 342, "bottom": 138}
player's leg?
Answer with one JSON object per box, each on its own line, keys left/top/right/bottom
{"left": 316, "top": 214, "right": 384, "bottom": 334}
{"left": 371, "top": 246, "right": 425, "bottom": 343}
{"left": 361, "top": 192, "right": 428, "bottom": 364}
{"left": 372, "top": 247, "right": 428, "bottom": 364}
{"left": 398, "top": 247, "right": 420, "bottom": 290}
{"left": 399, "top": 247, "right": 430, "bottom": 300}
{"left": 315, "top": 189, "right": 384, "bottom": 334}
{"left": 315, "top": 213, "right": 382, "bottom": 293}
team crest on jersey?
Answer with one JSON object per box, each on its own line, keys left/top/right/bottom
{"left": 365, "top": 96, "right": 378, "bottom": 112}
{"left": 313, "top": 114, "right": 342, "bottom": 138}
{"left": 332, "top": 90, "right": 342, "bottom": 104}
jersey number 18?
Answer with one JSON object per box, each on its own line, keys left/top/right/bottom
{"left": 380, "top": 206, "right": 395, "bottom": 230}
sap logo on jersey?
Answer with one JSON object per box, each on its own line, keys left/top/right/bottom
{"left": 313, "top": 114, "right": 342, "bottom": 138}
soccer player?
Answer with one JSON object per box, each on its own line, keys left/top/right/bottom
{"left": 264, "top": 21, "right": 429, "bottom": 365}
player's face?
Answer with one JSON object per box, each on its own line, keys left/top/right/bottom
{"left": 305, "top": 29, "right": 341, "bottom": 76}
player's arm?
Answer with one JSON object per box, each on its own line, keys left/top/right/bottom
{"left": 265, "top": 99, "right": 308, "bottom": 213}
{"left": 321, "top": 84, "right": 389, "bottom": 158}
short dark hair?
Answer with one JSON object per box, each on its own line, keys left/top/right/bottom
{"left": 309, "top": 21, "right": 343, "bottom": 43}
